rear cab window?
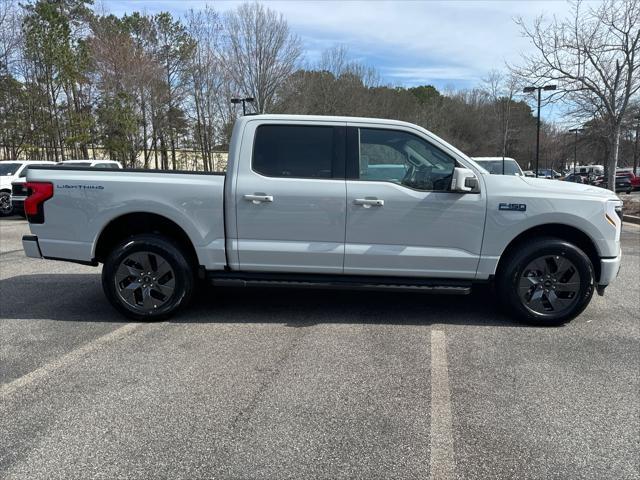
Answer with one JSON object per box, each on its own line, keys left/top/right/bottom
{"left": 92, "top": 162, "right": 122, "bottom": 169}
{"left": 252, "top": 124, "right": 344, "bottom": 179}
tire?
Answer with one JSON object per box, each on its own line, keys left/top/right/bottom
{"left": 0, "top": 191, "right": 13, "bottom": 217}
{"left": 102, "top": 234, "right": 195, "bottom": 321}
{"left": 496, "top": 237, "right": 594, "bottom": 326}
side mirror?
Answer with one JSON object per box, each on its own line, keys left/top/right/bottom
{"left": 451, "top": 167, "right": 479, "bottom": 193}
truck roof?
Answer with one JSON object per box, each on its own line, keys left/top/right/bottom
{"left": 235, "top": 114, "right": 421, "bottom": 129}
{"left": 233, "top": 114, "right": 482, "bottom": 174}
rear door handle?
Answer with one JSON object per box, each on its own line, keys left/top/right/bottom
{"left": 354, "top": 198, "right": 384, "bottom": 207}
{"left": 244, "top": 194, "right": 274, "bottom": 204}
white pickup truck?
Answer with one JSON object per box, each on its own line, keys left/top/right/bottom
{"left": 20, "top": 115, "right": 623, "bottom": 325}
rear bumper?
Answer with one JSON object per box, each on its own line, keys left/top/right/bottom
{"left": 21, "top": 234, "right": 99, "bottom": 266}
{"left": 22, "top": 235, "right": 42, "bottom": 259}
{"left": 11, "top": 197, "right": 25, "bottom": 215}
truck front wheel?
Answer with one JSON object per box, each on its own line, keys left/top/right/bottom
{"left": 496, "top": 237, "right": 595, "bottom": 326}
{"left": 102, "top": 234, "right": 195, "bottom": 321}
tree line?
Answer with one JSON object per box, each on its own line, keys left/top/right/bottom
{"left": 0, "top": 0, "right": 638, "bottom": 177}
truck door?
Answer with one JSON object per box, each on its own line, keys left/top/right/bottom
{"left": 344, "top": 125, "right": 485, "bottom": 278}
{"left": 234, "top": 121, "right": 347, "bottom": 273}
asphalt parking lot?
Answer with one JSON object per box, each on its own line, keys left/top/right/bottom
{"left": 1, "top": 218, "right": 638, "bottom": 479}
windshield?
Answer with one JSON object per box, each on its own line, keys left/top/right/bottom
{"left": 475, "top": 159, "right": 522, "bottom": 176}
{"left": 0, "top": 162, "right": 22, "bottom": 176}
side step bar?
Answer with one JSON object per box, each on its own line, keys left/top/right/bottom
{"left": 207, "top": 272, "right": 472, "bottom": 295}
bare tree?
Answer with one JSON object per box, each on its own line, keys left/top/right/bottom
{"left": 513, "top": 0, "right": 640, "bottom": 190}
{"left": 186, "top": 7, "right": 227, "bottom": 170}
{"left": 221, "top": 2, "right": 301, "bottom": 113}
{"left": 483, "top": 70, "right": 519, "bottom": 159}
{"left": 0, "top": 0, "right": 22, "bottom": 75}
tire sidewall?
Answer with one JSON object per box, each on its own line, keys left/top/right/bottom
{"left": 102, "top": 235, "right": 194, "bottom": 321}
{"left": 0, "top": 191, "right": 13, "bottom": 217}
{"left": 499, "top": 238, "right": 594, "bottom": 325}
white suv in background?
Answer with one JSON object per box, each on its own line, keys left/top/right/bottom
{"left": 0, "top": 161, "right": 56, "bottom": 216}
{"left": 57, "top": 160, "right": 123, "bottom": 169}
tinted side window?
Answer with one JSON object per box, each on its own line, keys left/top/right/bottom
{"left": 253, "top": 125, "right": 335, "bottom": 179}
{"left": 358, "top": 128, "right": 456, "bottom": 191}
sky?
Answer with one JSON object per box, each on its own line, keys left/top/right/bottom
{"left": 100, "top": 0, "right": 579, "bottom": 120}
{"left": 99, "top": 0, "right": 578, "bottom": 89}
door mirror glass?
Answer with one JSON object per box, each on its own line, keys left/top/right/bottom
{"left": 451, "top": 167, "right": 479, "bottom": 193}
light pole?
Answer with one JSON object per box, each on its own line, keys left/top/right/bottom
{"left": 568, "top": 127, "right": 584, "bottom": 176}
{"left": 523, "top": 84, "right": 557, "bottom": 178}
{"left": 230, "top": 96, "right": 255, "bottom": 116}
{"left": 634, "top": 115, "right": 640, "bottom": 176}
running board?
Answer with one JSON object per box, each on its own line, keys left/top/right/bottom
{"left": 207, "top": 272, "right": 472, "bottom": 295}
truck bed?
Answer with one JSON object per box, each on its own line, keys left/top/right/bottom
{"left": 26, "top": 167, "right": 227, "bottom": 269}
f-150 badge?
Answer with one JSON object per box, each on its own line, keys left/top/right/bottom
{"left": 499, "top": 203, "right": 526, "bottom": 211}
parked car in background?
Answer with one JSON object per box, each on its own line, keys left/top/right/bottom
{"left": 20, "top": 114, "right": 623, "bottom": 326}
{"left": 11, "top": 160, "right": 122, "bottom": 216}
{"left": 616, "top": 170, "right": 640, "bottom": 191}
{"left": 523, "top": 170, "right": 536, "bottom": 177}
{"left": 471, "top": 157, "right": 524, "bottom": 176}
{"left": 57, "top": 159, "right": 123, "bottom": 169}
{"left": 564, "top": 173, "right": 588, "bottom": 184}
{"left": 0, "top": 161, "right": 56, "bottom": 216}
{"left": 576, "top": 165, "right": 605, "bottom": 177}
{"left": 536, "top": 169, "right": 562, "bottom": 179}
{"left": 591, "top": 175, "right": 632, "bottom": 194}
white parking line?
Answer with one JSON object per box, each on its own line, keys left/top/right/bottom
{"left": 0, "top": 323, "right": 142, "bottom": 399}
{"left": 430, "top": 328, "right": 455, "bottom": 480}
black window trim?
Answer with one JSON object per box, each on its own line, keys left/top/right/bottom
{"left": 346, "top": 126, "right": 460, "bottom": 193}
{"left": 250, "top": 123, "right": 346, "bottom": 180}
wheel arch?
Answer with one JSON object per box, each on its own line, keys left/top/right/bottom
{"left": 94, "top": 212, "right": 200, "bottom": 269}
{"left": 495, "top": 223, "right": 601, "bottom": 282}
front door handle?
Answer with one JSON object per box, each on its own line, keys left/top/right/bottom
{"left": 244, "top": 194, "right": 274, "bottom": 204}
{"left": 354, "top": 198, "right": 384, "bottom": 208}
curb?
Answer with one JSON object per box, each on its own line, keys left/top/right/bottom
{"left": 624, "top": 215, "right": 640, "bottom": 225}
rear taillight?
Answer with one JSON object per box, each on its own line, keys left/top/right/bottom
{"left": 24, "top": 182, "right": 53, "bottom": 224}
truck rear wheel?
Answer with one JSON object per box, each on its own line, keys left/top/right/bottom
{"left": 496, "top": 237, "right": 594, "bottom": 326}
{"left": 102, "top": 234, "right": 195, "bottom": 321}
